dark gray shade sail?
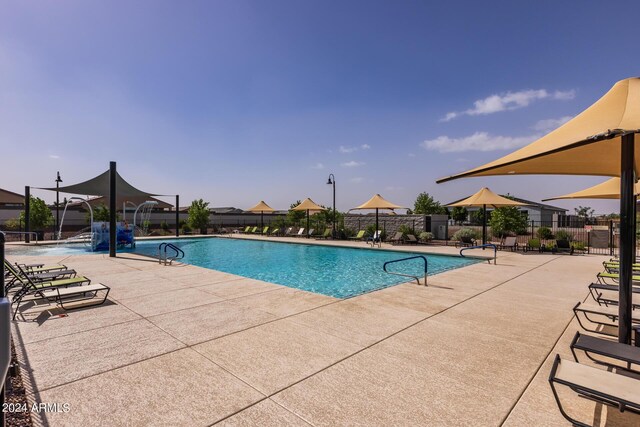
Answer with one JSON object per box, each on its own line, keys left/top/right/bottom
{"left": 36, "top": 169, "right": 170, "bottom": 206}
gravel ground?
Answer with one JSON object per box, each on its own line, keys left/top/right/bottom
{"left": 4, "top": 340, "right": 32, "bottom": 427}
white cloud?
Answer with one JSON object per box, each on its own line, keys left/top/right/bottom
{"left": 310, "top": 162, "right": 324, "bottom": 170}
{"left": 341, "top": 160, "right": 364, "bottom": 167}
{"left": 339, "top": 145, "right": 357, "bottom": 153}
{"left": 49, "top": 154, "right": 60, "bottom": 159}
{"left": 421, "top": 132, "right": 538, "bottom": 153}
{"left": 441, "top": 89, "right": 576, "bottom": 121}
{"left": 532, "top": 116, "right": 573, "bottom": 132}
{"left": 350, "top": 177, "right": 364, "bottom": 183}
{"left": 360, "top": 144, "right": 371, "bottom": 150}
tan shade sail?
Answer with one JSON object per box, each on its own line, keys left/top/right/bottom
{"left": 291, "top": 198, "right": 325, "bottom": 212}
{"left": 437, "top": 78, "right": 640, "bottom": 183}
{"left": 352, "top": 194, "right": 405, "bottom": 210}
{"left": 542, "top": 178, "right": 640, "bottom": 201}
{"left": 447, "top": 187, "right": 528, "bottom": 208}
{"left": 247, "top": 200, "right": 275, "bottom": 213}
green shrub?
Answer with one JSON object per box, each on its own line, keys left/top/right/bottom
{"left": 4, "top": 217, "right": 21, "bottom": 231}
{"left": 181, "top": 224, "right": 192, "bottom": 234}
{"left": 160, "top": 221, "right": 169, "bottom": 231}
{"left": 536, "top": 226, "right": 554, "bottom": 240}
{"left": 571, "top": 241, "right": 586, "bottom": 251}
{"left": 397, "top": 224, "right": 414, "bottom": 237}
{"left": 452, "top": 228, "right": 480, "bottom": 243}
{"left": 555, "top": 230, "right": 573, "bottom": 241}
{"left": 489, "top": 206, "right": 528, "bottom": 237}
{"left": 419, "top": 232, "right": 434, "bottom": 242}
{"left": 528, "top": 238, "right": 541, "bottom": 248}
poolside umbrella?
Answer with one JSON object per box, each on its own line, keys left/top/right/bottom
{"left": 351, "top": 194, "right": 405, "bottom": 243}
{"left": 247, "top": 201, "right": 275, "bottom": 234}
{"left": 436, "top": 77, "right": 640, "bottom": 344}
{"left": 291, "top": 198, "right": 326, "bottom": 238}
{"left": 447, "top": 187, "right": 527, "bottom": 246}
{"left": 542, "top": 178, "right": 640, "bottom": 201}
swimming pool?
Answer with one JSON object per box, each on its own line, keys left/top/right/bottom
{"left": 7, "top": 237, "right": 479, "bottom": 298}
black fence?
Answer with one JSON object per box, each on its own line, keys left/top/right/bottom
{"left": 449, "top": 219, "right": 626, "bottom": 256}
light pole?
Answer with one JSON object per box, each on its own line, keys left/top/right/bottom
{"left": 55, "top": 172, "right": 62, "bottom": 240}
{"left": 326, "top": 174, "right": 336, "bottom": 238}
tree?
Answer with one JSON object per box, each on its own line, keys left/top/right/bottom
{"left": 450, "top": 207, "right": 468, "bottom": 225}
{"left": 19, "top": 196, "right": 53, "bottom": 230}
{"left": 574, "top": 205, "right": 595, "bottom": 224}
{"left": 286, "top": 201, "right": 306, "bottom": 225}
{"left": 489, "top": 206, "right": 528, "bottom": 238}
{"left": 412, "top": 192, "right": 447, "bottom": 215}
{"left": 187, "top": 199, "right": 210, "bottom": 234}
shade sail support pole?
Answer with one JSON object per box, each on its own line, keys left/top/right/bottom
{"left": 175, "top": 195, "right": 179, "bottom": 237}
{"left": 109, "top": 162, "right": 117, "bottom": 258}
{"left": 482, "top": 204, "right": 487, "bottom": 247}
{"left": 618, "top": 133, "right": 635, "bottom": 344}
{"left": 24, "top": 186, "right": 30, "bottom": 243}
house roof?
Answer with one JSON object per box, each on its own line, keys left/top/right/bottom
{"left": 0, "top": 188, "right": 25, "bottom": 205}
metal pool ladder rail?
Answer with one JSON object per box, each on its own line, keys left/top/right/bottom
{"left": 383, "top": 255, "right": 428, "bottom": 286}
{"left": 459, "top": 244, "right": 497, "bottom": 264}
{"left": 158, "top": 243, "right": 185, "bottom": 265}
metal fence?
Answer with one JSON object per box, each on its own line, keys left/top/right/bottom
{"left": 448, "top": 219, "right": 626, "bottom": 256}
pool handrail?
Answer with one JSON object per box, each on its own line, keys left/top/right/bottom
{"left": 383, "top": 255, "right": 428, "bottom": 286}
{"left": 158, "top": 243, "right": 185, "bottom": 265}
{"left": 459, "top": 244, "right": 497, "bottom": 264}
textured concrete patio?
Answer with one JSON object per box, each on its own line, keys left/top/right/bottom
{"left": 7, "top": 237, "right": 640, "bottom": 426}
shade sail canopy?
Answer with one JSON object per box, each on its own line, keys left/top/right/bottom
{"left": 352, "top": 194, "right": 405, "bottom": 210}
{"left": 247, "top": 201, "right": 275, "bottom": 212}
{"left": 542, "top": 178, "right": 640, "bottom": 201}
{"left": 437, "top": 78, "right": 640, "bottom": 183}
{"left": 39, "top": 169, "right": 162, "bottom": 200}
{"left": 447, "top": 187, "right": 528, "bottom": 208}
{"left": 291, "top": 198, "right": 325, "bottom": 212}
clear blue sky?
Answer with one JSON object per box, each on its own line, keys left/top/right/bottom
{"left": 2, "top": 1, "right": 639, "bottom": 213}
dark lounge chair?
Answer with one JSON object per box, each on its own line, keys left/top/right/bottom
{"left": 389, "top": 232, "right": 403, "bottom": 245}
{"left": 549, "top": 355, "right": 640, "bottom": 427}
{"left": 573, "top": 301, "right": 640, "bottom": 337}
{"left": 405, "top": 234, "right": 419, "bottom": 245}
{"left": 570, "top": 331, "right": 640, "bottom": 373}
{"left": 555, "top": 239, "right": 574, "bottom": 254}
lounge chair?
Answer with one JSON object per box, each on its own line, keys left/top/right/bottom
{"left": 589, "top": 283, "right": 640, "bottom": 305}
{"left": 366, "top": 231, "right": 382, "bottom": 247}
{"left": 405, "top": 234, "right": 419, "bottom": 245}
{"left": 4, "top": 261, "right": 76, "bottom": 293}
{"left": 306, "top": 228, "right": 315, "bottom": 237}
{"left": 349, "top": 230, "right": 366, "bottom": 241}
{"left": 250, "top": 226, "right": 258, "bottom": 233}
{"left": 242, "top": 226, "right": 251, "bottom": 233}
{"left": 316, "top": 229, "right": 332, "bottom": 240}
{"left": 570, "top": 331, "right": 640, "bottom": 373}
{"left": 602, "top": 261, "right": 640, "bottom": 273}
{"left": 555, "top": 239, "right": 574, "bottom": 254}
{"left": 499, "top": 236, "right": 518, "bottom": 251}
{"left": 11, "top": 266, "right": 99, "bottom": 320}
{"left": 573, "top": 301, "right": 640, "bottom": 337}
{"left": 262, "top": 226, "right": 269, "bottom": 234}
{"left": 389, "top": 232, "right": 403, "bottom": 245}
{"left": 548, "top": 355, "right": 640, "bottom": 426}
{"left": 284, "top": 227, "right": 294, "bottom": 236}
{"left": 295, "top": 228, "right": 305, "bottom": 237}
{"left": 592, "top": 287, "right": 640, "bottom": 309}
{"left": 597, "top": 271, "right": 640, "bottom": 285}
{"left": 454, "top": 236, "right": 476, "bottom": 248}
{"left": 270, "top": 228, "right": 280, "bottom": 236}
{"left": 16, "top": 262, "right": 68, "bottom": 274}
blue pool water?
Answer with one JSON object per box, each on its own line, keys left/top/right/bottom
{"left": 8, "top": 238, "right": 479, "bottom": 298}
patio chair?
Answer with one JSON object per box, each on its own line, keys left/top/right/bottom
{"left": 262, "top": 226, "right": 269, "bottom": 234}
{"left": 572, "top": 301, "right": 640, "bottom": 337}
{"left": 366, "top": 231, "right": 382, "bottom": 247}
{"left": 388, "top": 232, "right": 403, "bottom": 245}
{"left": 270, "top": 228, "right": 280, "bottom": 236}
{"left": 597, "top": 271, "right": 640, "bottom": 285}
{"left": 11, "top": 266, "right": 96, "bottom": 320}
{"left": 499, "top": 236, "right": 518, "bottom": 251}
{"left": 349, "top": 230, "right": 366, "bottom": 241}
{"left": 295, "top": 228, "right": 305, "bottom": 237}
{"left": 548, "top": 355, "right": 640, "bottom": 427}
{"left": 242, "top": 226, "right": 251, "bottom": 233}
{"left": 405, "top": 234, "right": 419, "bottom": 245}
{"left": 306, "top": 228, "right": 315, "bottom": 237}
{"left": 555, "top": 239, "right": 574, "bottom": 254}
{"left": 250, "top": 226, "right": 258, "bottom": 233}
{"left": 570, "top": 331, "right": 640, "bottom": 373}
{"left": 284, "top": 227, "right": 294, "bottom": 236}
{"left": 588, "top": 282, "right": 640, "bottom": 305}
{"left": 316, "top": 228, "right": 332, "bottom": 239}
{"left": 4, "top": 261, "right": 76, "bottom": 293}
{"left": 591, "top": 287, "right": 640, "bottom": 309}
{"left": 15, "top": 262, "right": 68, "bottom": 274}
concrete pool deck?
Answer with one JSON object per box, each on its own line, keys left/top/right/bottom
{"left": 6, "top": 237, "right": 640, "bottom": 426}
